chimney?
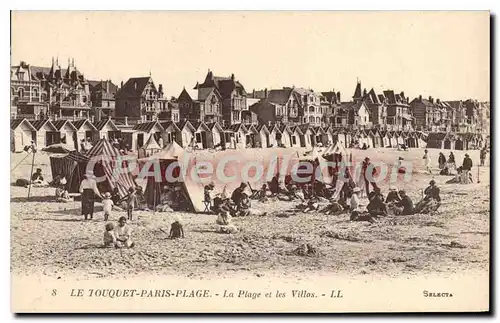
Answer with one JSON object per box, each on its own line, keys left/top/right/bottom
{"left": 252, "top": 89, "right": 255, "bottom": 98}
{"left": 120, "top": 81, "right": 123, "bottom": 88}
{"left": 419, "top": 95, "right": 422, "bottom": 101}
{"left": 231, "top": 73, "right": 235, "bottom": 81}
{"left": 264, "top": 88, "right": 268, "bottom": 98}
{"left": 106, "top": 81, "right": 109, "bottom": 93}
{"left": 337, "top": 92, "right": 341, "bottom": 102}
{"left": 436, "top": 99, "right": 440, "bottom": 104}
{"left": 124, "top": 116, "right": 129, "bottom": 126}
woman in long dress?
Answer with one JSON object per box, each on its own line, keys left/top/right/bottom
{"left": 423, "top": 149, "right": 432, "bottom": 174}
{"left": 79, "top": 174, "right": 102, "bottom": 220}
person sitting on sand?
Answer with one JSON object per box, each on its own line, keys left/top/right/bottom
{"left": 350, "top": 210, "right": 377, "bottom": 223}
{"left": 55, "top": 186, "right": 71, "bottom": 203}
{"left": 350, "top": 187, "right": 361, "bottom": 211}
{"left": 216, "top": 209, "right": 232, "bottom": 226}
{"left": 134, "top": 186, "right": 149, "bottom": 211}
{"left": 169, "top": 217, "right": 184, "bottom": 239}
{"left": 367, "top": 187, "right": 388, "bottom": 217}
{"left": 114, "top": 216, "right": 134, "bottom": 248}
{"left": 385, "top": 187, "right": 401, "bottom": 204}
{"left": 250, "top": 184, "right": 268, "bottom": 201}
{"left": 269, "top": 173, "right": 281, "bottom": 196}
{"left": 392, "top": 190, "right": 414, "bottom": 216}
{"left": 322, "top": 199, "right": 347, "bottom": 216}
{"left": 103, "top": 222, "right": 117, "bottom": 247}
{"left": 31, "top": 168, "right": 44, "bottom": 183}
{"left": 231, "top": 183, "right": 248, "bottom": 208}
{"left": 236, "top": 193, "right": 251, "bottom": 217}
{"left": 414, "top": 180, "right": 441, "bottom": 214}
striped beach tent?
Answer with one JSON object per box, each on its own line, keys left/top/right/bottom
{"left": 49, "top": 150, "right": 90, "bottom": 193}
{"left": 85, "top": 138, "right": 137, "bottom": 197}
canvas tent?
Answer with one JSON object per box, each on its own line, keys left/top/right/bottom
{"left": 139, "top": 142, "right": 205, "bottom": 213}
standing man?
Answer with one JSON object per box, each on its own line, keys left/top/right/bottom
{"left": 423, "top": 149, "right": 432, "bottom": 174}
{"left": 462, "top": 153, "right": 473, "bottom": 184}
{"left": 480, "top": 148, "right": 487, "bottom": 166}
{"left": 361, "top": 157, "right": 378, "bottom": 197}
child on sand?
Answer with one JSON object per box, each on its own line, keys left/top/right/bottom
{"left": 114, "top": 216, "right": 134, "bottom": 248}
{"left": 169, "top": 218, "right": 184, "bottom": 239}
{"left": 102, "top": 192, "right": 114, "bottom": 221}
{"left": 103, "top": 222, "right": 117, "bottom": 247}
{"left": 126, "top": 187, "right": 137, "bottom": 221}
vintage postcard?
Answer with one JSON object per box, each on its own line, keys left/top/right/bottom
{"left": 10, "top": 11, "right": 490, "bottom": 313}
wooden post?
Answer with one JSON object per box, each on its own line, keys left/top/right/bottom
{"left": 27, "top": 150, "right": 36, "bottom": 200}
{"left": 477, "top": 163, "right": 480, "bottom": 183}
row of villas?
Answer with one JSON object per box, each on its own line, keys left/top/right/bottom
{"left": 11, "top": 60, "right": 489, "bottom": 135}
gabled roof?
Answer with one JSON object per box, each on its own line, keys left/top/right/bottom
{"left": 93, "top": 119, "right": 118, "bottom": 131}
{"left": 52, "top": 120, "right": 77, "bottom": 131}
{"left": 116, "top": 77, "right": 152, "bottom": 99}
{"left": 246, "top": 124, "right": 258, "bottom": 134}
{"left": 178, "top": 88, "right": 193, "bottom": 102}
{"left": 267, "top": 88, "right": 293, "bottom": 105}
{"left": 197, "top": 87, "right": 220, "bottom": 102}
{"left": 30, "top": 119, "right": 57, "bottom": 131}
{"left": 133, "top": 121, "right": 164, "bottom": 133}
{"left": 176, "top": 120, "right": 196, "bottom": 132}
{"left": 298, "top": 123, "right": 313, "bottom": 134}
{"left": 353, "top": 81, "right": 362, "bottom": 99}
{"left": 11, "top": 118, "right": 35, "bottom": 131}
{"left": 228, "top": 123, "right": 248, "bottom": 133}
{"left": 160, "top": 121, "right": 181, "bottom": 132}
{"left": 206, "top": 122, "right": 224, "bottom": 132}
{"left": 190, "top": 121, "right": 210, "bottom": 132}
{"left": 313, "top": 126, "right": 326, "bottom": 134}
{"left": 71, "top": 119, "right": 98, "bottom": 131}
{"left": 195, "top": 71, "right": 246, "bottom": 98}
{"left": 88, "top": 80, "right": 118, "bottom": 94}
{"left": 290, "top": 126, "right": 303, "bottom": 135}
{"left": 256, "top": 123, "right": 270, "bottom": 134}
{"left": 279, "top": 124, "right": 292, "bottom": 135}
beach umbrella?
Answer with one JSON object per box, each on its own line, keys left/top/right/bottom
{"left": 42, "top": 143, "right": 75, "bottom": 154}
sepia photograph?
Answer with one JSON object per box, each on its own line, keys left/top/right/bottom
{"left": 9, "top": 10, "right": 490, "bottom": 313}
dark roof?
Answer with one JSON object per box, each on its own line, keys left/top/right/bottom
{"left": 178, "top": 88, "right": 193, "bottom": 102}
{"left": 197, "top": 87, "right": 217, "bottom": 101}
{"left": 11, "top": 118, "right": 34, "bottom": 130}
{"left": 445, "top": 101, "right": 463, "bottom": 109}
{"left": 228, "top": 123, "right": 247, "bottom": 132}
{"left": 353, "top": 82, "right": 362, "bottom": 99}
{"left": 168, "top": 102, "right": 179, "bottom": 110}
{"left": 88, "top": 80, "right": 118, "bottom": 94}
{"left": 93, "top": 119, "right": 117, "bottom": 131}
{"left": 267, "top": 88, "right": 293, "bottom": 105}
{"left": 160, "top": 121, "right": 180, "bottom": 131}
{"left": 256, "top": 124, "right": 269, "bottom": 133}
{"left": 71, "top": 119, "right": 97, "bottom": 131}
{"left": 132, "top": 121, "right": 164, "bottom": 132}
{"left": 116, "top": 77, "right": 151, "bottom": 99}
{"left": 31, "top": 119, "right": 55, "bottom": 131}
{"left": 195, "top": 71, "right": 246, "bottom": 98}
{"left": 206, "top": 122, "right": 223, "bottom": 131}
{"left": 52, "top": 120, "right": 76, "bottom": 131}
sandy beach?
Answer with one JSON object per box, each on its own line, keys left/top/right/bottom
{"left": 10, "top": 147, "right": 490, "bottom": 282}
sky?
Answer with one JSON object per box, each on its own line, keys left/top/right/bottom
{"left": 11, "top": 11, "right": 490, "bottom": 101}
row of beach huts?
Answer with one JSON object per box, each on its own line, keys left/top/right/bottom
{"left": 10, "top": 117, "right": 485, "bottom": 153}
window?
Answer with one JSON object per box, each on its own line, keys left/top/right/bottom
{"left": 196, "top": 133, "right": 202, "bottom": 143}
{"left": 32, "top": 88, "right": 38, "bottom": 99}
{"left": 309, "top": 116, "right": 314, "bottom": 123}
{"left": 309, "top": 106, "right": 315, "bottom": 113}
{"left": 107, "top": 101, "right": 110, "bottom": 107}
{"left": 276, "top": 107, "right": 282, "bottom": 116}
{"left": 316, "top": 117, "right": 321, "bottom": 124}
{"left": 18, "top": 88, "right": 24, "bottom": 98}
